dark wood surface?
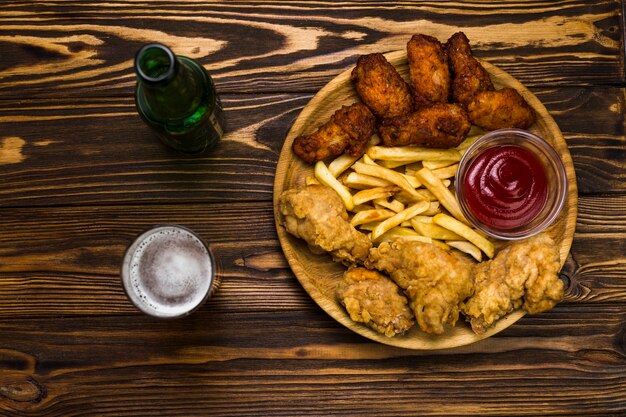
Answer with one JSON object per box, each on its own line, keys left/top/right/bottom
{"left": 0, "top": 1, "right": 625, "bottom": 416}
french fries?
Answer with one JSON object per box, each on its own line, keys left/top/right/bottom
{"left": 314, "top": 161, "right": 354, "bottom": 210}
{"left": 373, "top": 198, "right": 405, "bottom": 213}
{"left": 312, "top": 132, "right": 497, "bottom": 261}
{"left": 432, "top": 164, "right": 459, "bottom": 180}
{"left": 344, "top": 172, "right": 392, "bottom": 189}
{"left": 328, "top": 135, "right": 381, "bottom": 176}
{"left": 367, "top": 146, "right": 461, "bottom": 163}
{"left": 371, "top": 200, "right": 429, "bottom": 241}
{"left": 328, "top": 154, "right": 360, "bottom": 177}
{"left": 447, "top": 240, "right": 482, "bottom": 262}
{"left": 350, "top": 209, "right": 395, "bottom": 226}
{"left": 415, "top": 167, "right": 468, "bottom": 224}
{"left": 433, "top": 214, "right": 495, "bottom": 258}
{"left": 422, "top": 160, "right": 457, "bottom": 170}
{"left": 352, "top": 161, "right": 422, "bottom": 199}
{"left": 352, "top": 186, "right": 399, "bottom": 206}
{"left": 410, "top": 218, "right": 464, "bottom": 240}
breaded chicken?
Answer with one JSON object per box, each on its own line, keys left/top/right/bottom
{"left": 461, "top": 233, "right": 564, "bottom": 334}
{"left": 378, "top": 103, "right": 471, "bottom": 147}
{"left": 278, "top": 185, "right": 372, "bottom": 265}
{"left": 467, "top": 88, "right": 536, "bottom": 130}
{"left": 446, "top": 32, "right": 494, "bottom": 106}
{"left": 337, "top": 267, "right": 415, "bottom": 337}
{"left": 447, "top": 32, "right": 536, "bottom": 130}
{"left": 407, "top": 34, "right": 451, "bottom": 107}
{"left": 366, "top": 240, "right": 474, "bottom": 335}
{"left": 351, "top": 53, "right": 413, "bottom": 119}
{"left": 293, "top": 102, "right": 376, "bottom": 164}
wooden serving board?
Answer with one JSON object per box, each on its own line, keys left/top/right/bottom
{"left": 273, "top": 50, "right": 578, "bottom": 350}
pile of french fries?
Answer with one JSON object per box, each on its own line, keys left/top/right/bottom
{"left": 308, "top": 128, "right": 495, "bottom": 262}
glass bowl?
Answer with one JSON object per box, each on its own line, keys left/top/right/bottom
{"left": 455, "top": 128, "right": 567, "bottom": 240}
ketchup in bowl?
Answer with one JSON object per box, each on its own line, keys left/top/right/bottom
{"left": 462, "top": 145, "right": 547, "bottom": 229}
{"left": 456, "top": 129, "right": 567, "bottom": 240}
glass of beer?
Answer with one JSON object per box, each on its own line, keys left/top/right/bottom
{"left": 121, "top": 225, "right": 219, "bottom": 318}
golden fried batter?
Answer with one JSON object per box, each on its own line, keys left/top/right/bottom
{"left": 446, "top": 32, "right": 494, "bottom": 106}
{"left": 366, "top": 240, "right": 474, "bottom": 335}
{"left": 467, "top": 88, "right": 536, "bottom": 130}
{"left": 337, "top": 267, "right": 415, "bottom": 337}
{"left": 351, "top": 53, "right": 413, "bottom": 118}
{"left": 293, "top": 102, "right": 375, "bottom": 164}
{"left": 407, "top": 34, "right": 451, "bottom": 107}
{"left": 461, "top": 233, "right": 564, "bottom": 334}
{"left": 378, "top": 103, "right": 471, "bottom": 148}
{"left": 278, "top": 185, "right": 372, "bottom": 265}
{"left": 447, "top": 32, "right": 536, "bottom": 130}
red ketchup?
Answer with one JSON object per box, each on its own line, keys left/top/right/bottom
{"left": 462, "top": 145, "right": 548, "bottom": 230}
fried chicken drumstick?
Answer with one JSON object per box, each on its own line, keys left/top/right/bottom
{"left": 373, "top": 35, "right": 470, "bottom": 148}
{"left": 461, "top": 233, "right": 564, "bottom": 334}
{"left": 446, "top": 32, "right": 535, "bottom": 130}
{"left": 366, "top": 240, "right": 474, "bottom": 335}
{"left": 337, "top": 267, "right": 415, "bottom": 337}
{"left": 278, "top": 185, "right": 372, "bottom": 265}
{"left": 292, "top": 102, "right": 376, "bottom": 164}
{"left": 407, "top": 34, "right": 451, "bottom": 107}
{"left": 351, "top": 53, "right": 414, "bottom": 119}
{"left": 446, "top": 32, "right": 494, "bottom": 106}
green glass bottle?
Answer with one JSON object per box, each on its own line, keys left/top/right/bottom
{"left": 134, "top": 43, "right": 225, "bottom": 154}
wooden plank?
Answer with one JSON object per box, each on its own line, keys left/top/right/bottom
{"left": 0, "top": 196, "right": 624, "bottom": 318}
{"left": 0, "top": 94, "right": 310, "bottom": 206}
{"left": 534, "top": 87, "right": 626, "bottom": 194}
{"left": 0, "top": 0, "right": 623, "bottom": 99}
{"left": 0, "top": 87, "right": 624, "bottom": 208}
{"left": 0, "top": 305, "right": 624, "bottom": 416}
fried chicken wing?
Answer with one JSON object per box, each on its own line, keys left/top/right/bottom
{"left": 378, "top": 103, "right": 471, "bottom": 148}
{"left": 407, "top": 34, "right": 451, "bottom": 107}
{"left": 446, "top": 32, "right": 494, "bottom": 106}
{"left": 461, "top": 233, "right": 564, "bottom": 334}
{"left": 366, "top": 240, "right": 474, "bottom": 335}
{"left": 351, "top": 53, "right": 413, "bottom": 119}
{"left": 293, "top": 102, "right": 376, "bottom": 164}
{"left": 447, "top": 32, "right": 536, "bottom": 130}
{"left": 337, "top": 267, "right": 415, "bottom": 337}
{"left": 278, "top": 185, "right": 372, "bottom": 265}
{"left": 467, "top": 88, "right": 536, "bottom": 130}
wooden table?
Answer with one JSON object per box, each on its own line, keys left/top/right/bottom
{"left": 1, "top": 1, "right": 625, "bottom": 416}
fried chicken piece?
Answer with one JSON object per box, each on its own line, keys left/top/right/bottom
{"left": 278, "top": 185, "right": 372, "bottom": 265}
{"left": 407, "top": 34, "right": 451, "bottom": 107}
{"left": 446, "top": 32, "right": 536, "bottom": 129}
{"left": 461, "top": 233, "right": 564, "bottom": 334}
{"left": 337, "top": 267, "right": 415, "bottom": 337}
{"left": 378, "top": 103, "right": 471, "bottom": 148}
{"left": 351, "top": 53, "right": 413, "bottom": 119}
{"left": 446, "top": 32, "right": 494, "bottom": 106}
{"left": 292, "top": 102, "right": 376, "bottom": 164}
{"left": 366, "top": 240, "right": 474, "bottom": 335}
{"left": 467, "top": 88, "right": 536, "bottom": 130}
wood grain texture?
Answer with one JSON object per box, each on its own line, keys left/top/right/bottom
{"left": 0, "top": 87, "right": 624, "bottom": 209}
{"left": 0, "top": 305, "right": 625, "bottom": 416}
{"left": 0, "top": 197, "right": 623, "bottom": 318}
{"left": 0, "top": 94, "right": 303, "bottom": 207}
{"left": 0, "top": 0, "right": 623, "bottom": 99}
{"left": 0, "top": 0, "right": 625, "bottom": 415}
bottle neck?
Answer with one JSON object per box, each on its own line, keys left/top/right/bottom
{"left": 135, "top": 44, "right": 203, "bottom": 119}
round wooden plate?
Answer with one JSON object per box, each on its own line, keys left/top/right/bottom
{"left": 273, "top": 50, "right": 578, "bottom": 349}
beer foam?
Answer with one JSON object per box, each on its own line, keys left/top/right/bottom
{"left": 126, "top": 226, "right": 213, "bottom": 317}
